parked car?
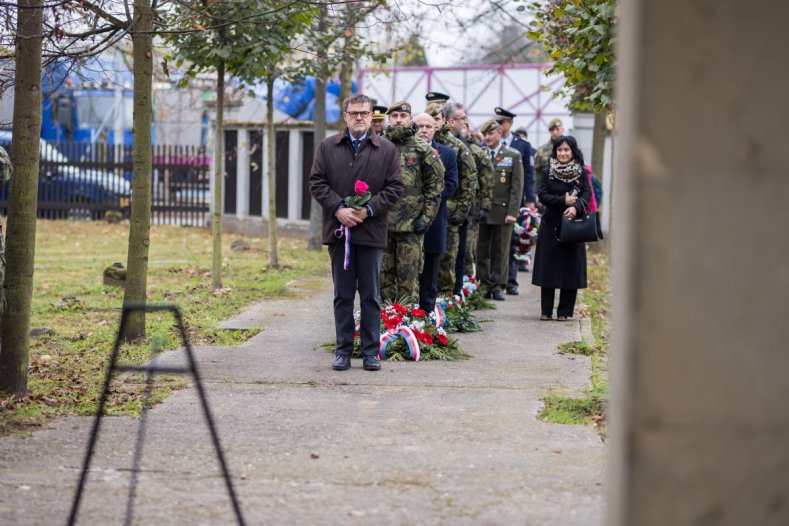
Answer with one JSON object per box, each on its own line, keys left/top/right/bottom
{"left": 0, "top": 130, "right": 131, "bottom": 220}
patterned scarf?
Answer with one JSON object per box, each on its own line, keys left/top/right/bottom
{"left": 549, "top": 158, "right": 583, "bottom": 183}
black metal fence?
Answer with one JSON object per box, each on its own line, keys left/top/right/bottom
{"left": 0, "top": 141, "right": 210, "bottom": 226}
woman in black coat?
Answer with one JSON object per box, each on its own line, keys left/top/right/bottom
{"left": 531, "top": 135, "right": 592, "bottom": 321}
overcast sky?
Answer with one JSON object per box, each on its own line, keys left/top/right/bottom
{"left": 361, "top": 0, "right": 524, "bottom": 68}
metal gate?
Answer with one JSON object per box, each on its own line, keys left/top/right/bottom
{"left": 359, "top": 63, "right": 571, "bottom": 148}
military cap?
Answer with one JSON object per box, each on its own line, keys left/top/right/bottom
{"left": 425, "top": 91, "right": 450, "bottom": 103}
{"left": 371, "top": 105, "right": 388, "bottom": 121}
{"left": 424, "top": 102, "right": 443, "bottom": 117}
{"left": 494, "top": 107, "right": 516, "bottom": 121}
{"left": 548, "top": 117, "right": 564, "bottom": 130}
{"left": 479, "top": 119, "right": 500, "bottom": 134}
{"left": 386, "top": 100, "right": 412, "bottom": 115}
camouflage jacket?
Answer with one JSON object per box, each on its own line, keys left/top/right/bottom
{"left": 534, "top": 141, "right": 553, "bottom": 189}
{"left": 460, "top": 137, "right": 493, "bottom": 216}
{"left": 383, "top": 124, "right": 444, "bottom": 233}
{"left": 435, "top": 126, "right": 476, "bottom": 219}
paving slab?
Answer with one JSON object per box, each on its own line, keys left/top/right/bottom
{"left": 0, "top": 276, "right": 606, "bottom": 525}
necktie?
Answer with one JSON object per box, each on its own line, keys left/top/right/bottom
{"left": 352, "top": 139, "right": 361, "bottom": 153}
{"left": 501, "top": 138, "right": 507, "bottom": 148}
{"left": 490, "top": 149, "right": 495, "bottom": 161}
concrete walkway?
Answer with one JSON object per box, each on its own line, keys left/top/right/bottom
{"left": 0, "top": 279, "right": 606, "bottom": 525}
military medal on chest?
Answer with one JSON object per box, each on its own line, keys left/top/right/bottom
{"left": 500, "top": 171, "right": 507, "bottom": 183}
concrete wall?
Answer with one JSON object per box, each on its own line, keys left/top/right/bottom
{"left": 609, "top": 1, "right": 789, "bottom": 525}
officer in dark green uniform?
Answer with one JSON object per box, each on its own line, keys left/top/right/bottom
{"left": 476, "top": 120, "right": 523, "bottom": 300}
{"left": 0, "top": 145, "right": 12, "bottom": 325}
{"left": 425, "top": 102, "right": 478, "bottom": 295}
{"left": 381, "top": 101, "right": 444, "bottom": 303}
{"left": 371, "top": 104, "right": 388, "bottom": 136}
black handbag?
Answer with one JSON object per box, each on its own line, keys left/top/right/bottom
{"left": 555, "top": 199, "right": 601, "bottom": 243}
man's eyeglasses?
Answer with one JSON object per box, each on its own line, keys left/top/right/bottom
{"left": 346, "top": 111, "right": 371, "bottom": 119}
{"left": 416, "top": 124, "right": 434, "bottom": 129}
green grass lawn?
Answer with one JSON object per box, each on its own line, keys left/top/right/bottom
{"left": 1, "top": 220, "right": 328, "bottom": 433}
{"left": 540, "top": 245, "right": 610, "bottom": 434}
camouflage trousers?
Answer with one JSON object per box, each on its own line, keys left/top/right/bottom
{"left": 438, "top": 225, "right": 460, "bottom": 293}
{"left": 381, "top": 231, "right": 424, "bottom": 304}
{"left": 465, "top": 220, "right": 479, "bottom": 278}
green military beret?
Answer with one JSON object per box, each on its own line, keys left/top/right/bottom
{"left": 371, "top": 105, "right": 388, "bottom": 121}
{"left": 425, "top": 91, "right": 450, "bottom": 103}
{"left": 494, "top": 107, "right": 516, "bottom": 121}
{"left": 480, "top": 119, "right": 500, "bottom": 134}
{"left": 424, "top": 102, "right": 442, "bottom": 117}
{"left": 548, "top": 117, "right": 563, "bottom": 130}
{"left": 386, "top": 101, "right": 412, "bottom": 115}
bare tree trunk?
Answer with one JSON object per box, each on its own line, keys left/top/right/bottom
{"left": 212, "top": 61, "right": 225, "bottom": 288}
{"left": 266, "top": 75, "right": 279, "bottom": 269}
{"left": 591, "top": 111, "right": 607, "bottom": 190}
{"left": 337, "top": 21, "right": 354, "bottom": 123}
{"left": 0, "top": 0, "right": 43, "bottom": 395}
{"left": 122, "top": 0, "right": 154, "bottom": 340}
{"left": 307, "top": 4, "right": 328, "bottom": 251}
{"left": 608, "top": 113, "right": 616, "bottom": 241}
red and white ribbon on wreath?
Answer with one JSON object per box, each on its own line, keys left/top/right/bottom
{"left": 433, "top": 303, "right": 446, "bottom": 329}
{"left": 379, "top": 325, "right": 421, "bottom": 361}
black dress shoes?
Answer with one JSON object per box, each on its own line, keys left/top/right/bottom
{"left": 483, "top": 290, "right": 493, "bottom": 299}
{"left": 332, "top": 354, "right": 351, "bottom": 371}
{"left": 506, "top": 287, "right": 519, "bottom": 295}
{"left": 491, "top": 290, "right": 506, "bottom": 301}
{"left": 362, "top": 355, "right": 381, "bottom": 371}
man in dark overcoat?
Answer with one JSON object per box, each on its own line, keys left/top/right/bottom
{"left": 414, "top": 112, "right": 459, "bottom": 314}
{"left": 309, "top": 94, "right": 404, "bottom": 372}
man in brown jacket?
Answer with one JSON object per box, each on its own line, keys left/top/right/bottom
{"left": 309, "top": 94, "right": 404, "bottom": 372}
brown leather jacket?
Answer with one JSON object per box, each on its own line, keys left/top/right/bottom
{"left": 309, "top": 129, "right": 404, "bottom": 248}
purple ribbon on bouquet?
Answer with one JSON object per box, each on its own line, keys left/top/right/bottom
{"left": 334, "top": 225, "right": 351, "bottom": 270}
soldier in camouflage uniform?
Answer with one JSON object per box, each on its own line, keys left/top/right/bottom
{"left": 381, "top": 101, "right": 444, "bottom": 303}
{"left": 0, "top": 145, "right": 12, "bottom": 326}
{"left": 534, "top": 118, "right": 565, "bottom": 192}
{"left": 442, "top": 103, "right": 494, "bottom": 279}
{"left": 426, "top": 102, "right": 477, "bottom": 295}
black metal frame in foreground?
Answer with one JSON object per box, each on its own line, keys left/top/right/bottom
{"left": 67, "top": 303, "right": 245, "bottom": 526}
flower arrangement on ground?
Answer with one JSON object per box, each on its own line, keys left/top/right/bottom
{"left": 332, "top": 302, "right": 469, "bottom": 362}
{"left": 436, "top": 292, "right": 481, "bottom": 333}
{"left": 513, "top": 207, "right": 540, "bottom": 271}
{"left": 374, "top": 302, "right": 469, "bottom": 361}
{"left": 461, "top": 275, "right": 495, "bottom": 310}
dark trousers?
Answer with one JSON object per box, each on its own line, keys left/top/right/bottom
{"left": 540, "top": 287, "right": 578, "bottom": 317}
{"left": 507, "top": 253, "right": 519, "bottom": 290}
{"left": 453, "top": 220, "right": 469, "bottom": 295}
{"left": 419, "top": 252, "right": 441, "bottom": 314}
{"left": 330, "top": 242, "right": 382, "bottom": 358}
{"left": 476, "top": 223, "right": 513, "bottom": 293}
